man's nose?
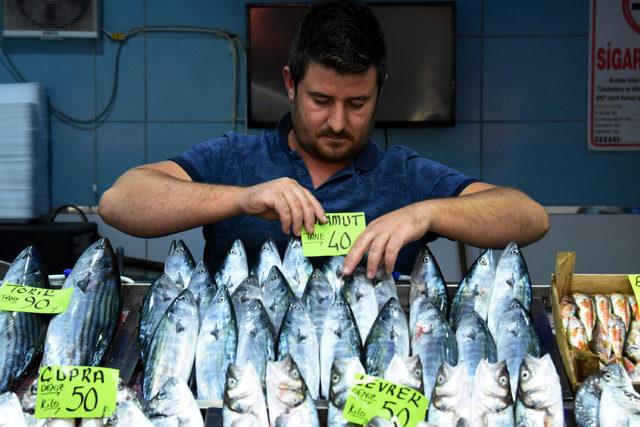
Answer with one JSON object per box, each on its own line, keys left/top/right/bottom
{"left": 327, "top": 103, "right": 347, "bottom": 134}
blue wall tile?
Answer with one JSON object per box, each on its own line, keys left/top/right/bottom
{"left": 102, "top": 0, "right": 144, "bottom": 31}
{"left": 485, "top": 0, "right": 588, "bottom": 35}
{"left": 457, "top": 37, "right": 482, "bottom": 122}
{"left": 146, "top": 122, "right": 232, "bottom": 163}
{"left": 145, "top": 1, "right": 245, "bottom": 36}
{"left": 50, "top": 120, "right": 95, "bottom": 206}
{"left": 146, "top": 35, "right": 236, "bottom": 122}
{"left": 483, "top": 123, "right": 640, "bottom": 205}
{"left": 96, "top": 123, "right": 145, "bottom": 196}
{"left": 483, "top": 36, "right": 587, "bottom": 122}
{"left": 457, "top": 0, "right": 482, "bottom": 36}
{"left": 388, "top": 124, "right": 481, "bottom": 179}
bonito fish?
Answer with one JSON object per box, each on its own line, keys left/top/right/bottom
{"left": 302, "top": 269, "right": 335, "bottom": 344}
{"left": 455, "top": 311, "right": 497, "bottom": 377}
{"left": 341, "top": 272, "right": 378, "bottom": 345}
{"left": 282, "top": 237, "right": 312, "bottom": 298}
{"left": 215, "top": 239, "right": 249, "bottom": 294}
{"left": 449, "top": 249, "right": 496, "bottom": 329}
{"left": 164, "top": 239, "right": 195, "bottom": 288}
{"left": 364, "top": 297, "right": 409, "bottom": 377}
{"left": 410, "top": 244, "right": 448, "bottom": 323}
{"left": 138, "top": 273, "right": 180, "bottom": 359}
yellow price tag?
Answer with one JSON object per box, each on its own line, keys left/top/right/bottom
{"left": 343, "top": 373, "right": 428, "bottom": 427}
{"left": 301, "top": 212, "right": 366, "bottom": 257}
{"left": 629, "top": 275, "right": 640, "bottom": 302}
{"left": 35, "top": 366, "right": 119, "bottom": 419}
{"left": 0, "top": 283, "right": 73, "bottom": 314}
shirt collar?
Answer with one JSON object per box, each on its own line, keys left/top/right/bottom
{"left": 276, "top": 112, "right": 379, "bottom": 172}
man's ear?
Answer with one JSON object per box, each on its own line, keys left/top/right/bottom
{"left": 282, "top": 66, "right": 295, "bottom": 101}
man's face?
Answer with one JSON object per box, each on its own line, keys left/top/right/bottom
{"left": 284, "top": 62, "right": 378, "bottom": 164}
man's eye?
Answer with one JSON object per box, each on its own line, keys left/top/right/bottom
{"left": 313, "top": 98, "right": 330, "bottom": 106}
{"left": 349, "top": 102, "right": 365, "bottom": 109}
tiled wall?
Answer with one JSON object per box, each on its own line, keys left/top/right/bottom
{"left": 1, "top": 0, "right": 639, "bottom": 207}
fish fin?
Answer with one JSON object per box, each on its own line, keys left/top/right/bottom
{"left": 508, "top": 322, "right": 519, "bottom": 337}
{"left": 334, "top": 328, "right": 342, "bottom": 339}
{"left": 466, "top": 330, "right": 476, "bottom": 341}
{"left": 506, "top": 274, "right": 515, "bottom": 288}
{"left": 176, "top": 320, "right": 185, "bottom": 333}
{"left": 76, "top": 278, "right": 90, "bottom": 292}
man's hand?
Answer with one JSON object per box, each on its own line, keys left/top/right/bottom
{"left": 238, "top": 177, "right": 327, "bottom": 236}
{"left": 342, "top": 204, "right": 430, "bottom": 279}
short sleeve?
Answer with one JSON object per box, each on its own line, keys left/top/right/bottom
{"left": 170, "top": 135, "right": 232, "bottom": 184}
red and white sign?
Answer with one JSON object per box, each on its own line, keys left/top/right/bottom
{"left": 588, "top": 0, "right": 640, "bottom": 150}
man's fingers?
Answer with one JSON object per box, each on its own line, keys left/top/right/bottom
{"left": 282, "top": 191, "right": 304, "bottom": 236}
{"left": 366, "top": 234, "right": 391, "bottom": 279}
{"left": 290, "top": 186, "right": 317, "bottom": 235}
{"left": 383, "top": 237, "right": 403, "bottom": 275}
{"left": 303, "top": 188, "right": 327, "bottom": 224}
{"left": 342, "top": 228, "right": 375, "bottom": 275}
{"left": 274, "top": 198, "right": 293, "bottom": 234}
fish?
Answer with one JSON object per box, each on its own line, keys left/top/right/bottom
{"left": 495, "top": 299, "right": 542, "bottom": 400}
{"left": 610, "top": 293, "right": 631, "bottom": 332}
{"left": 592, "top": 320, "right": 612, "bottom": 363}
{"left": 449, "top": 249, "right": 496, "bottom": 329}
{"left": 470, "top": 360, "right": 514, "bottom": 427}
{"left": 235, "top": 298, "right": 275, "bottom": 387}
{"left": 515, "top": 354, "right": 564, "bottom": 427}
{"left": 593, "top": 294, "right": 611, "bottom": 331}
{"left": 574, "top": 363, "right": 633, "bottom": 427}
{"left": 222, "top": 363, "right": 269, "bottom": 427}
{"left": 625, "top": 319, "right": 640, "bottom": 363}
{"left": 43, "top": 238, "right": 122, "bottom": 367}
{"left": 266, "top": 355, "right": 320, "bottom": 427}
{"left": 277, "top": 297, "right": 320, "bottom": 399}
{"left": 0, "top": 392, "right": 27, "bottom": 427}
{"left": 364, "top": 297, "right": 410, "bottom": 377}
{"left": 320, "top": 292, "right": 362, "bottom": 399}
{"left": 560, "top": 295, "right": 577, "bottom": 330}
{"left": 323, "top": 256, "right": 345, "bottom": 294}
{"left": 384, "top": 354, "right": 423, "bottom": 393}
{"left": 232, "top": 276, "right": 263, "bottom": 326}
{"left": 146, "top": 377, "right": 204, "bottom": 427}
{"left": 567, "top": 316, "right": 589, "bottom": 351}
{"left": 196, "top": 284, "right": 237, "bottom": 400}
{"left": 215, "top": 239, "right": 249, "bottom": 294}
{"left": 627, "top": 295, "right": 639, "bottom": 321}
{"left": 373, "top": 268, "right": 398, "bottom": 311}
{"left": 573, "top": 293, "right": 596, "bottom": 343}
{"left": 301, "top": 269, "right": 335, "bottom": 344}
{"left": 411, "top": 301, "right": 458, "bottom": 399}
{"left": 598, "top": 384, "right": 640, "bottom": 427}
{"left": 487, "top": 241, "right": 532, "bottom": 338}
{"left": 455, "top": 311, "right": 497, "bottom": 377}
{"left": 164, "top": 239, "right": 196, "bottom": 288}
{"left": 253, "top": 237, "right": 283, "bottom": 288}
{"left": 188, "top": 260, "right": 216, "bottom": 322}
{"left": 106, "top": 380, "right": 153, "bottom": 426}
{"left": 138, "top": 273, "right": 181, "bottom": 359}
{"left": 327, "top": 357, "right": 365, "bottom": 427}
{"left": 410, "top": 244, "right": 448, "bottom": 330}
{"left": 282, "top": 237, "right": 313, "bottom": 298}
{"left": 262, "top": 266, "right": 294, "bottom": 333}
{"left": 341, "top": 272, "right": 378, "bottom": 345}
{"left": 0, "top": 246, "right": 49, "bottom": 393}
{"left": 143, "top": 289, "right": 199, "bottom": 401}
{"left": 427, "top": 362, "right": 470, "bottom": 426}
{"left": 608, "top": 313, "right": 626, "bottom": 359}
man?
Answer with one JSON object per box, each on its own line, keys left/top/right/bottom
{"left": 99, "top": 0, "right": 548, "bottom": 279}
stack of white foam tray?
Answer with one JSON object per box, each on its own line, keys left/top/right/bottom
{"left": 0, "top": 82, "right": 50, "bottom": 221}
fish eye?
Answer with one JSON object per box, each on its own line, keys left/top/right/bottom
{"left": 199, "top": 267, "right": 206, "bottom": 273}
{"left": 415, "top": 368, "right": 422, "bottom": 376}
{"left": 423, "top": 255, "right": 431, "bottom": 263}
{"left": 292, "top": 369, "right": 301, "bottom": 379}
{"left": 499, "top": 376, "right": 508, "bottom": 385}
{"left": 312, "top": 273, "right": 319, "bottom": 279}
{"left": 332, "top": 374, "right": 340, "bottom": 383}
{"left": 521, "top": 370, "right": 530, "bottom": 380}
{"left": 271, "top": 274, "right": 278, "bottom": 280}
{"left": 231, "top": 248, "right": 238, "bottom": 254}
{"left": 604, "top": 372, "right": 613, "bottom": 381}
{"left": 511, "top": 249, "right": 519, "bottom": 255}
{"left": 177, "top": 247, "right": 184, "bottom": 253}
{"left": 218, "top": 296, "right": 225, "bottom": 303}
{"left": 437, "top": 375, "right": 445, "bottom": 384}
{"left": 228, "top": 378, "right": 237, "bottom": 387}
{"left": 480, "top": 258, "right": 487, "bottom": 265}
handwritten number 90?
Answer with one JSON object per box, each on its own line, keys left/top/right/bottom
{"left": 381, "top": 401, "right": 411, "bottom": 426}
{"left": 67, "top": 386, "right": 98, "bottom": 412}
{"left": 22, "top": 296, "right": 50, "bottom": 310}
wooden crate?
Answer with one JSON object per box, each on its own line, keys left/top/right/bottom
{"left": 550, "top": 251, "right": 634, "bottom": 393}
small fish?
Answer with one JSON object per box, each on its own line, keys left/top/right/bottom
{"left": 138, "top": 273, "right": 181, "bottom": 359}
{"left": 253, "top": 237, "right": 283, "bottom": 288}
{"left": 232, "top": 275, "right": 263, "bottom": 325}
{"left": 235, "top": 298, "right": 275, "bottom": 387}
{"left": 427, "top": 362, "right": 470, "bottom": 426}
{"left": 611, "top": 293, "right": 631, "bottom": 332}
{"left": 384, "top": 354, "right": 423, "bottom": 394}
{"left": 263, "top": 266, "right": 294, "bottom": 333}
{"left": 364, "top": 298, "right": 410, "bottom": 378}
{"left": 574, "top": 363, "right": 633, "bottom": 427}
{"left": 327, "top": 357, "right": 365, "bottom": 427}
{"left": 470, "top": 360, "right": 514, "bottom": 427}
{"left": 608, "top": 314, "right": 626, "bottom": 359}
{"left": 487, "top": 241, "right": 532, "bottom": 339}
{"left": 188, "top": 260, "right": 216, "bottom": 322}
{"left": 627, "top": 295, "right": 639, "bottom": 321}
{"left": 573, "top": 293, "right": 596, "bottom": 343}
{"left": 592, "top": 320, "right": 612, "bottom": 363}
{"left": 449, "top": 249, "right": 496, "bottom": 329}
{"left": 515, "top": 354, "right": 564, "bottom": 427}
{"left": 599, "top": 384, "right": 640, "bottom": 427}
{"left": 323, "top": 256, "right": 346, "bottom": 294}
{"left": 593, "top": 294, "right": 611, "bottom": 332}
{"left": 164, "top": 239, "right": 196, "bottom": 288}
{"left": 196, "top": 284, "right": 237, "bottom": 400}
{"left": 282, "top": 237, "right": 313, "bottom": 298}
{"left": 146, "top": 377, "right": 204, "bottom": 426}
{"left": 302, "top": 269, "right": 335, "bottom": 344}
{"left": 455, "top": 311, "right": 497, "bottom": 377}
{"left": 277, "top": 297, "right": 320, "bottom": 399}
{"left": 560, "top": 295, "right": 577, "bottom": 330}
{"left": 222, "top": 363, "right": 269, "bottom": 427}
{"left": 373, "top": 268, "right": 398, "bottom": 311}
{"left": 624, "top": 319, "right": 640, "bottom": 363}
{"left": 341, "top": 272, "right": 378, "bottom": 345}
{"left": 567, "top": 316, "right": 589, "bottom": 351}
{"left": 215, "top": 239, "right": 249, "bottom": 294}
{"left": 410, "top": 245, "right": 448, "bottom": 334}
{"left": 266, "top": 355, "right": 320, "bottom": 427}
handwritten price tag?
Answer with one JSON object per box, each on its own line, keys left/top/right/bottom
{"left": 301, "top": 212, "right": 366, "bottom": 257}
{"left": 343, "top": 373, "right": 428, "bottom": 427}
{"left": 0, "top": 283, "right": 73, "bottom": 314}
{"left": 35, "top": 366, "right": 118, "bottom": 419}
{"left": 629, "top": 275, "right": 640, "bottom": 303}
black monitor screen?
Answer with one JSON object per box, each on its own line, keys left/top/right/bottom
{"left": 247, "top": 2, "right": 456, "bottom": 127}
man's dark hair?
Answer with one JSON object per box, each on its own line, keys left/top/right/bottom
{"left": 287, "top": 0, "right": 387, "bottom": 90}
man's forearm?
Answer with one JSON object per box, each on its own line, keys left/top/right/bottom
{"left": 99, "top": 167, "right": 242, "bottom": 238}
{"left": 422, "top": 187, "right": 549, "bottom": 248}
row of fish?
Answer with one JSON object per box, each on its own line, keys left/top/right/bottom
{"left": 562, "top": 292, "right": 640, "bottom": 378}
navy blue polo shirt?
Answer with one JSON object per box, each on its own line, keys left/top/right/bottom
{"left": 171, "top": 113, "right": 475, "bottom": 274}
